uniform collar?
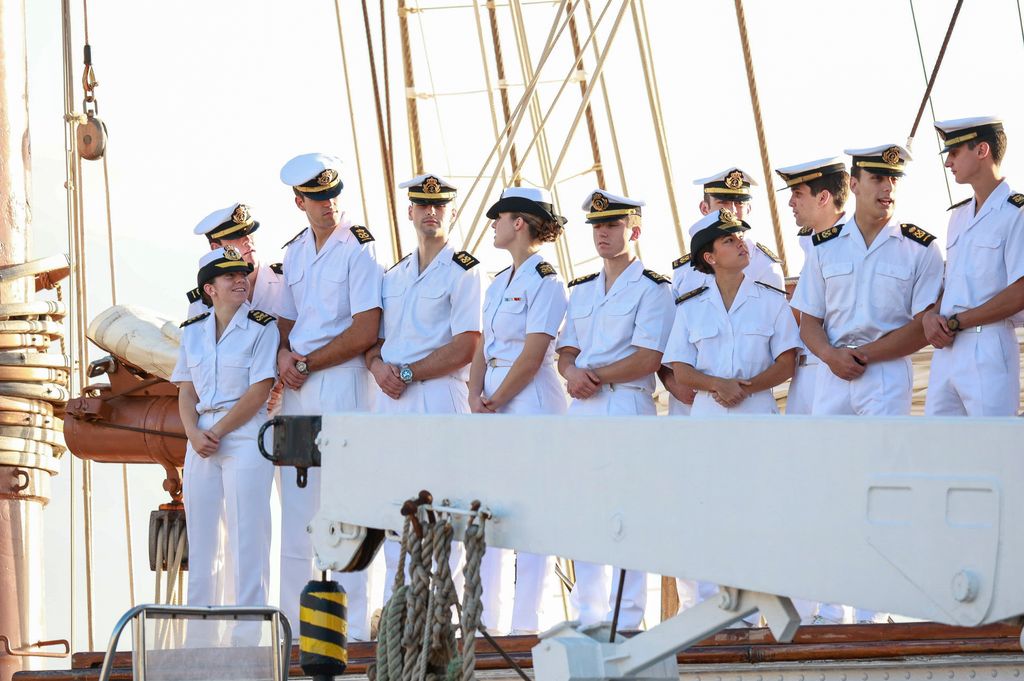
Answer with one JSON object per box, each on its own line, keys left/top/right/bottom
{"left": 512, "top": 252, "right": 545, "bottom": 283}
{"left": 975, "top": 179, "right": 1010, "bottom": 218}
{"left": 311, "top": 217, "right": 353, "bottom": 258}
{"left": 602, "top": 258, "right": 643, "bottom": 298}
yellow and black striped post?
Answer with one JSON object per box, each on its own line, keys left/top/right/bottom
{"left": 299, "top": 578, "right": 348, "bottom": 681}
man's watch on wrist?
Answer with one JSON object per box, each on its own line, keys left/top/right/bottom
{"left": 399, "top": 364, "right": 414, "bottom": 384}
{"left": 295, "top": 360, "right": 310, "bottom": 375}
{"left": 946, "top": 314, "right": 961, "bottom": 333}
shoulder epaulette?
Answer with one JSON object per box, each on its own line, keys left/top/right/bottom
{"left": 536, "top": 261, "right": 556, "bottom": 278}
{"left": 797, "top": 226, "right": 813, "bottom": 237}
{"left": 947, "top": 197, "right": 971, "bottom": 212}
{"left": 755, "top": 280, "right": 788, "bottom": 296}
{"left": 387, "top": 253, "right": 410, "bottom": 272}
{"left": 1009, "top": 193, "right": 1024, "bottom": 208}
{"left": 350, "top": 225, "right": 375, "bottom": 244}
{"left": 901, "top": 223, "right": 936, "bottom": 246}
{"left": 756, "top": 242, "right": 782, "bottom": 263}
{"left": 269, "top": 262, "right": 283, "bottom": 275}
{"left": 453, "top": 250, "right": 479, "bottom": 270}
{"left": 812, "top": 224, "right": 843, "bottom": 246}
{"left": 282, "top": 228, "right": 307, "bottom": 249}
{"left": 186, "top": 287, "right": 202, "bottom": 303}
{"left": 568, "top": 272, "right": 599, "bottom": 287}
{"left": 180, "top": 312, "right": 209, "bottom": 328}
{"left": 642, "top": 269, "right": 670, "bottom": 285}
{"left": 675, "top": 286, "right": 707, "bottom": 305}
{"left": 672, "top": 254, "right": 691, "bottom": 269}
{"left": 248, "top": 309, "right": 276, "bottom": 326}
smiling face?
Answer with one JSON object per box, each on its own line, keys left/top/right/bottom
{"left": 204, "top": 270, "right": 250, "bottom": 307}
{"left": 591, "top": 217, "right": 634, "bottom": 259}
{"left": 294, "top": 194, "right": 341, "bottom": 230}
{"left": 408, "top": 202, "right": 452, "bottom": 239}
{"left": 850, "top": 170, "right": 899, "bottom": 222}
{"left": 705, "top": 232, "right": 750, "bottom": 273}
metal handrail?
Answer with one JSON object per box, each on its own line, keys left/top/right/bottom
{"left": 97, "top": 605, "right": 292, "bottom": 681}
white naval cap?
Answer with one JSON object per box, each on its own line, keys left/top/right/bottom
{"left": 485, "top": 186, "right": 567, "bottom": 225}
{"left": 581, "top": 189, "right": 645, "bottom": 224}
{"left": 844, "top": 143, "right": 912, "bottom": 176}
{"left": 687, "top": 208, "right": 750, "bottom": 238}
{"left": 398, "top": 172, "right": 458, "bottom": 204}
{"left": 196, "top": 245, "right": 253, "bottom": 287}
{"left": 774, "top": 157, "right": 847, "bottom": 189}
{"left": 693, "top": 166, "right": 759, "bottom": 201}
{"left": 279, "top": 153, "right": 344, "bottom": 200}
{"left": 933, "top": 115, "right": 1004, "bottom": 153}
{"left": 193, "top": 202, "right": 259, "bottom": 240}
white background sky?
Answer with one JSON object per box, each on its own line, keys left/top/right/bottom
{"left": 21, "top": 0, "right": 1024, "bottom": 662}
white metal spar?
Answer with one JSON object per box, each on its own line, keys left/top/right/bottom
{"left": 306, "top": 414, "right": 1024, "bottom": 679}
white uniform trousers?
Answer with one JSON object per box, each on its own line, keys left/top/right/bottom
{"left": 667, "top": 395, "right": 692, "bottom": 416}
{"left": 280, "top": 365, "right": 374, "bottom": 640}
{"left": 785, "top": 354, "right": 818, "bottom": 415}
{"left": 567, "top": 384, "right": 652, "bottom": 630}
{"left": 184, "top": 412, "right": 274, "bottom": 640}
{"left": 812, "top": 356, "right": 912, "bottom": 416}
{"left": 485, "top": 364, "right": 567, "bottom": 633}
{"left": 691, "top": 389, "right": 778, "bottom": 415}
{"left": 926, "top": 321, "right": 1021, "bottom": 416}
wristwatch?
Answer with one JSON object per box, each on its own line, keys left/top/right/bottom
{"left": 295, "top": 360, "right": 310, "bottom": 375}
{"left": 946, "top": 314, "right": 961, "bottom": 333}
{"left": 399, "top": 364, "right": 414, "bottom": 384}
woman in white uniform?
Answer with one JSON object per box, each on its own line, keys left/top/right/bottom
{"left": 468, "top": 186, "right": 569, "bottom": 634}
{"left": 665, "top": 210, "right": 800, "bottom": 415}
{"left": 171, "top": 246, "right": 278, "bottom": 639}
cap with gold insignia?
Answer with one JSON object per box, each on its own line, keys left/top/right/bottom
{"left": 193, "top": 202, "right": 260, "bottom": 241}
{"left": 688, "top": 209, "right": 751, "bottom": 264}
{"left": 280, "top": 153, "right": 344, "bottom": 201}
{"left": 845, "top": 143, "right": 912, "bottom": 177}
{"left": 580, "top": 189, "right": 645, "bottom": 224}
{"left": 486, "top": 186, "right": 567, "bottom": 226}
{"left": 197, "top": 246, "right": 254, "bottom": 288}
{"left": 694, "top": 166, "right": 759, "bottom": 202}
{"left": 398, "top": 173, "right": 458, "bottom": 205}
{"left": 934, "top": 115, "right": 1004, "bottom": 153}
{"left": 774, "top": 157, "right": 846, "bottom": 190}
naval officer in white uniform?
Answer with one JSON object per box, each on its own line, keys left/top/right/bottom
{"left": 665, "top": 209, "right": 799, "bottom": 416}
{"left": 662, "top": 167, "right": 785, "bottom": 415}
{"left": 366, "top": 173, "right": 485, "bottom": 615}
{"left": 172, "top": 247, "right": 278, "bottom": 640}
{"left": 791, "top": 144, "right": 944, "bottom": 421}
{"left": 274, "top": 153, "right": 384, "bottom": 640}
{"left": 468, "top": 186, "right": 569, "bottom": 634}
{"left": 556, "top": 189, "right": 674, "bottom": 631}
{"left": 923, "top": 117, "right": 1024, "bottom": 416}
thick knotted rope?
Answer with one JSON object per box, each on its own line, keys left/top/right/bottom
{"left": 458, "top": 516, "right": 487, "bottom": 681}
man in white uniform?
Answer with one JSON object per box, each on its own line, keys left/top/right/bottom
{"left": 274, "top": 153, "right": 384, "bottom": 640}
{"left": 556, "top": 189, "right": 674, "bottom": 631}
{"left": 791, "top": 144, "right": 944, "bottom": 424}
{"left": 923, "top": 116, "right": 1024, "bottom": 416}
{"left": 662, "top": 167, "right": 785, "bottom": 415}
{"left": 366, "top": 173, "right": 487, "bottom": 621}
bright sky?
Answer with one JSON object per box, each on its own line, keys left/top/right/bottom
{"left": 25, "top": 0, "right": 1024, "bottom": 661}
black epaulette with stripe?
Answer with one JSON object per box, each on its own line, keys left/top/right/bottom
{"left": 270, "top": 262, "right": 283, "bottom": 275}
{"left": 453, "top": 250, "right": 479, "bottom": 270}
{"left": 1009, "top": 193, "right": 1024, "bottom": 208}
{"left": 180, "top": 312, "right": 209, "bottom": 328}
{"left": 282, "top": 228, "right": 307, "bottom": 249}
{"left": 797, "top": 226, "right": 813, "bottom": 237}
{"left": 675, "top": 286, "right": 707, "bottom": 305}
{"left": 186, "top": 287, "right": 202, "bottom": 303}
{"left": 387, "top": 253, "right": 410, "bottom": 272}
{"left": 756, "top": 242, "right": 782, "bottom": 263}
{"left": 535, "top": 261, "right": 556, "bottom": 277}
{"left": 642, "top": 269, "right": 670, "bottom": 285}
{"left": 672, "top": 254, "right": 691, "bottom": 269}
{"left": 947, "top": 197, "right": 971, "bottom": 212}
{"left": 350, "top": 225, "right": 374, "bottom": 244}
{"left": 812, "top": 224, "right": 843, "bottom": 246}
{"left": 755, "top": 281, "right": 788, "bottom": 296}
{"left": 901, "top": 223, "right": 936, "bottom": 247}
{"left": 248, "top": 309, "right": 276, "bottom": 326}
{"left": 568, "top": 272, "right": 599, "bottom": 287}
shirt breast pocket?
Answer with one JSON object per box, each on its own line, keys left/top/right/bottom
{"left": 323, "top": 267, "right": 352, "bottom": 317}
{"left": 971, "top": 233, "right": 1005, "bottom": 281}
{"left": 688, "top": 324, "right": 719, "bottom": 360}
{"left": 493, "top": 298, "right": 527, "bottom": 341}
{"left": 417, "top": 284, "right": 450, "bottom": 322}
{"left": 601, "top": 299, "right": 639, "bottom": 345}
{"left": 220, "top": 353, "right": 254, "bottom": 397}
{"left": 875, "top": 261, "right": 913, "bottom": 302}
{"left": 381, "top": 280, "right": 407, "bottom": 336}
{"left": 569, "top": 303, "right": 594, "bottom": 347}
{"left": 738, "top": 325, "right": 773, "bottom": 371}
{"left": 822, "top": 261, "right": 855, "bottom": 308}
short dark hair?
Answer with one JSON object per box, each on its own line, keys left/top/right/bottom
{"left": 805, "top": 170, "right": 850, "bottom": 210}
{"left": 200, "top": 281, "right": 214, "bottom": 307}
{"left": 511, "top": 211, "right": 563, "bottom": 243}
{"left": 849, "top": 165, "right": 861, "bottom": 180}
{"left": 691, "top": 241, "right": 715, "bottom": 275}
{"left": 967, "top": 129, "right": 1008, "bottom": 165}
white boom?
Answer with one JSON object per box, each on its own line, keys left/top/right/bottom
{"left": 306, "top": 414, "right": 1024, "bottom": 680}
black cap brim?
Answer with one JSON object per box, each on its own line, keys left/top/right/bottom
{"left": 486, "top": 196, "right": 567, "bottom": 225}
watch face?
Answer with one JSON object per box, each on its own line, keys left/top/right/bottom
{"left": 947, "top": 317, "right": 960, "bottom": 332}
{"left": 400, "top": 366, "right": 413, "bottom": 383}
{"left": 296, "top": 360, "right": 309, "bottom": 375}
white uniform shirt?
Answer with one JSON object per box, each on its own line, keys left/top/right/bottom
{"left": 483, "top": 253, "right": 568, "bottom": 365}
{"left": 186, "top": 262, "right": 284, "bottom": 320}
{"left": 940, "top": 181, "right": 1024, "bottom": 318}
{"left": 791, "top": 217, "right": 944, "bottom": 346}
{"left": 171, "top": 302, "right": 279, "bottom": 413}
{"left": 672, "top": 236, "right": 785, "bottom": 298}
{"left": 556, "top": 259, "right": 675, "bottom": 393}
{"left": 380, "top": 244, "right": 484, "bottom": 379}
{"left": 664, "top": 276, "right": 800, "bottom": 380}
{"left": 275, "top": 221, "right": 384, "bottom": 363}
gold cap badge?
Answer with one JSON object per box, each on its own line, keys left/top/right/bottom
{"left": 422, "top": 177, "right": 441, "bottom": 194}
{"left": 223, "top": 245, "right": 242, "bottom": 261}
{"left": 591, "top": 193, "right": 609, "bottom": 211}
{"left": 719, "top": 208, "right": 735, "bottom": 223}
{"left": 232, "top": 204, "right": 250, "bottom": 225}
{"left": 881, "top": 147, "right": 901, "bottom": 165}
{"left": 725, "top": 170, "right": 744, "bottom": 190}
{"left": 317, "top": 169, "right": 339, "bottom": 186}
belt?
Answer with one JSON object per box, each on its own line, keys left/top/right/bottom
{"left": 600, "top": 382, "right": 645, "bottom": 393}
{"left": 487, "top": 358, "right": 514, "bottom": 368}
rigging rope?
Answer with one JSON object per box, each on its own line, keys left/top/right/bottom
{"left": 732, "top": 0, "right": 789, "bottom": 277}
{"left": 487, "top": 1, "right": 522, "bottom": 184}
{"left": 469, "top": 0, "right": 509, "bottom": 191}
{"left": 332, "top": 1, "right": 373, "bottom": 236}
{"left": 567, "top": 0, "right": 605, "bottom": 188}
{"left": 397, "top": 1, "right": 425, "bottom": 174}
{"left": 907, "top": 0, "right": 964, "bottom": 147}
